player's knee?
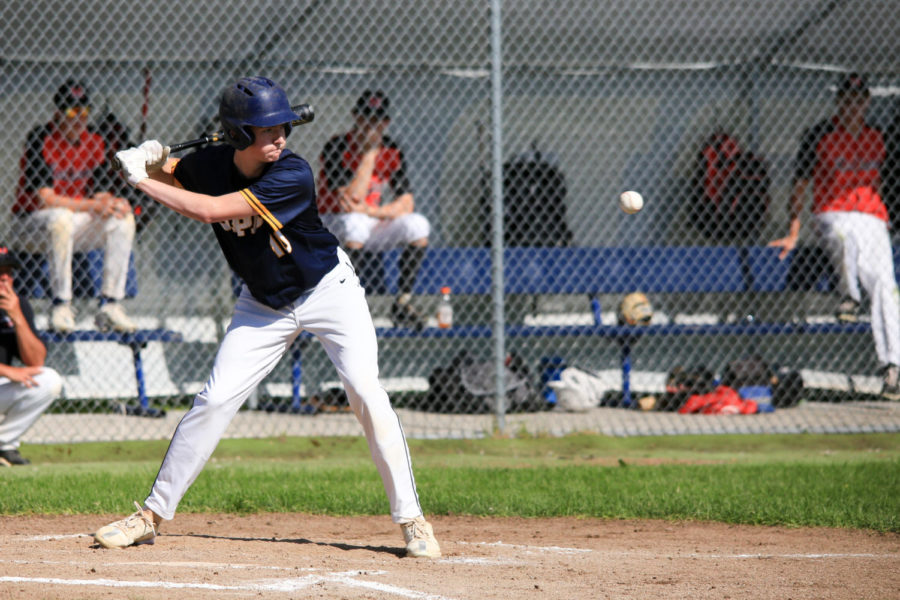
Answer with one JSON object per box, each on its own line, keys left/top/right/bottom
{"left": 24, "top": 368, "right": 62, "bottom": 407}
{"left": 343, "top": 216, "right": 373, "bottom": 245}
{"left": 342, "top": 375, "right": 384, "bottom": 404}
{"left": 47, "top": 210, "right": 74, "bottom": 241}
{"left": 107, "top": 213, "right": 136, "bottom": 239}
{"left": 400, "top": 213, "right": 430, "bottom": 242}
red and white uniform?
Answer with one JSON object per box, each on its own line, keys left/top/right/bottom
{"left": 14, "top": 123, "right": 135, "bottom": 302}
{"left": 317, "top": 132, "right": 429, "bottom": 251}
{"left": 797, "top": 117, "right": 900, "bottom": 366}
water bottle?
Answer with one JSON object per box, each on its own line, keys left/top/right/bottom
{"left": 437, "top": 286, "right": 453, "bottom": 328}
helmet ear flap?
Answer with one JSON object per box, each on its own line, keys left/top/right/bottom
{"left": 223, "top": 121, "right": 253, "bottom": 151}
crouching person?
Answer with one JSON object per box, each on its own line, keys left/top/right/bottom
{"left": 0, "top": 246, "right": 63, "bottom": 466}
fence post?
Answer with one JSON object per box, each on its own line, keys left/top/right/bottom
{"left": 490, "top": 0, "right": 507, "bottom": 434}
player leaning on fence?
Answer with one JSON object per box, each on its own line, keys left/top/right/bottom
{"left": 769, "top": 72, "right": 900, "bottom": 400}
{"left": 94, "top": 76, "right": 441, "bottom": 558}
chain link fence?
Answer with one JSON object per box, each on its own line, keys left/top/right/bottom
{"left": 3, "top": 1, "right": 900, "bottom": 442}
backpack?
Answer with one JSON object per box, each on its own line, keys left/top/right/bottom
{"left": 424, "top": 352, "right": 543, "bottom": 414}
{"left": 482, "top": 148, "right": 574, "bottom": 247}
{"left": 721, "top": 355, "right": 774, "bottom": 390}
{"left": 546, "top": 366, "right": 609, "bottom": 412}
{"left": 692, "top": 131, "right": 770, "bottom": 242}
{"left": 659, "top": 365, "right": 716, "bottom": 411}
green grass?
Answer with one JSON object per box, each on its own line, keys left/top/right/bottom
{"left": 1, "top": 433, "right": 898, "bottom": 532}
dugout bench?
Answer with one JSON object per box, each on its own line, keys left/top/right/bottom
{"left": 21, "top": 250, "right": 183, "bottom": 417}
{"left": 279, "top": 245, "right": 873, "bottom": 411}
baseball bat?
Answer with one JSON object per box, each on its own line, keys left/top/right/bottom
{"left": 139, "top": 65, "right": 151, "bottom": 142}
{"left": 112, "top": 103, "right": 315, "bottom": 170}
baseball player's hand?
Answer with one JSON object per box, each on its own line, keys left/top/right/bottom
{"left": 5, "top": 365, "right": 43, "bottom": 388}
{"left": 90, "top": 192, "right": 130, "bottom": 219}
{"left": 138, "top": 140, "right": 170, "bottom": 173}
{"left": 0, "top": 278, "right": 21, "bottom": 317}
{"left": 336, "top": 188, "right": 367, "bottom": 214}
{"left": 344, "top": 197, "right": 369, "bottom": 214}
{"left": 115, "top": 148, "right": 149, "bottom": 186}
{"left": 357, "top": 125, "right": 383, "bottom": 152}
{"left": 767, "top": 234, "right": 798, "bottom": 260}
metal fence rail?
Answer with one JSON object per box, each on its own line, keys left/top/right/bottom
{"left": 2, "top": 1, "right": 899, "bottom": 442}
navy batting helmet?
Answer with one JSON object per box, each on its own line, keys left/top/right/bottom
{"left": 219, "top": 77, "right": 300, "bottom": 150}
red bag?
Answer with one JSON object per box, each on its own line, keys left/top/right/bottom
{"left": 679, "top": 385, "right": 759, "bottom": 415}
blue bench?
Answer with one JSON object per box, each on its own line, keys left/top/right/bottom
{"left": 276, "top": 245, "right": 872, "bottom": 411}
{"left": 38, "top": 329, "right": 184, "bottom": 416}
{"left": 21, "top": 250, "right": 179, "bottom": 417}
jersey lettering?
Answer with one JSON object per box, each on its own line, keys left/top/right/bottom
{"left": 220, "top": 215, "right": 263, "bottom": 237}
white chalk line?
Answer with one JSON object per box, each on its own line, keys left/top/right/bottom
{"left": 0, "top": 558, "right": 309, "bottom": 572}
{"left": 0, "top": 571, "right": 457, "bottom": 599}
{"left": 20, "top": 533, "right": 89, "bottom": 541}
{"left": 440, "top": 556, "right": 524, "bottom": 565}
{"left": 692, "top": 553, "right": 897, "bottom": 559}
{"left": 457, "top": 540, "right": 593, "bottom": 554}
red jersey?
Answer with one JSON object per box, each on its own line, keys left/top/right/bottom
{"left": 317, "top": 132, "right": 411, "bottom": 214}
{"left": 14, "top": 122, "right": 107, "bottom": 214}
{"left": 795, "top": 116, "right": 887, "bottom": 221}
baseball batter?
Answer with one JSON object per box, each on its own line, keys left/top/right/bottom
{"left": 93, "top": 76, "right": 441, "bottom": 558}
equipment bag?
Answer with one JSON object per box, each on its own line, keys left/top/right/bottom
{"left": 482, "top": 147, "right": 574, "bottom": 247}
{"left": 425, "top": 352, "right": 543, "bottom": 414}
{"left": 692, "top": 131, "right": 771, "bottom": 242}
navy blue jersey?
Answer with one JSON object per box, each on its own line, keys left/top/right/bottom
{"left": 173, "top": 145, "right": 340, "bottom": 308}
{"left": 0, "top": 297, "right": 38, "bottom": 365}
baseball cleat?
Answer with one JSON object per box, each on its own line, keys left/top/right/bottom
{"left": 94, "top": 502, "right": 157, "bottom": 548}
{"left": 50, "top": 303, "right": 76, "bottom": 333}
{"left": 835, "top": 297, "right": 861, "bottom": 323}
{"left": 95, "top": 302, "right": 137, "bottom": 333}
{"left": 882, "top": 364, "right": 900, "bottom": 401}
{"left": 401, "top": 516, "right": 441, "bottom": 558}
{"left": 0, "top": 449, "right": 30, "bottom": 465}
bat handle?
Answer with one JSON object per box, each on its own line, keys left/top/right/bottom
{"left": 169, "top": 133, "right": 221, "bottom": 153}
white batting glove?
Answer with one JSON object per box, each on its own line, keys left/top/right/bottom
{"left": 138, "top": 140, "right": 170, "bottom": 173}
{"left": 115, "top": 148, "right": 149, "bottom": 187}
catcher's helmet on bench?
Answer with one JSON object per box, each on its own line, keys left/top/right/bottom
{"left": 618, "top": 291, "right": 653, "bottom": 326}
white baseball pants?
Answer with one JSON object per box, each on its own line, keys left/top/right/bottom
{"left": 0, "top": 368, "right": 62, "bottom": 450}
{"left": 16, "top": 208, "right": 135, "bottom": 301}
{"left": 813, "top": 211, "right": 900, "bottom": 366}
{"left": 320, "top": 212, "right": 430, "bottom": 251}
{"left": 144, "top": 249, "right": 423, "bottom": 523}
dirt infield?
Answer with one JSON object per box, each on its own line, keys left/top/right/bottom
{"left": 0, "top": 514, "right": 897, "bottom": 599}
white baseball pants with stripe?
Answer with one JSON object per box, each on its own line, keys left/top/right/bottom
{"left": 813, "top": 211, "right": 900, "bottom": 366}
{"left": 144, "top": 248, "right": 423, "bottom": 523}
{"left": 0, "top": 368, "right": 62, "bottom": 450}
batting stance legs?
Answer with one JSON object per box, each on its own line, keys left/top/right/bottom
{"left": 143, "top": 251, "right": 422, "bottom": 522}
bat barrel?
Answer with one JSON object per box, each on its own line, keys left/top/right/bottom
{"left": 292, "top": 104, "right": 314, "bottom": 124}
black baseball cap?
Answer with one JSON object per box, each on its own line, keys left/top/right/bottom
{"left": 837, "top": 72, "right": 870, "bottom": 96}
{"left": 53, "top": 78, "right": 91, "bottom": 111}
{"left": 353, "top": 90, "right": 390, "bottom": 119}
{"left": 0, "top": 246, "right": 21, "bottom": 270}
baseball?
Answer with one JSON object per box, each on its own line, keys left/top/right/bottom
{"left": 619, "top": 190, "right": 644, "bottom": 214}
